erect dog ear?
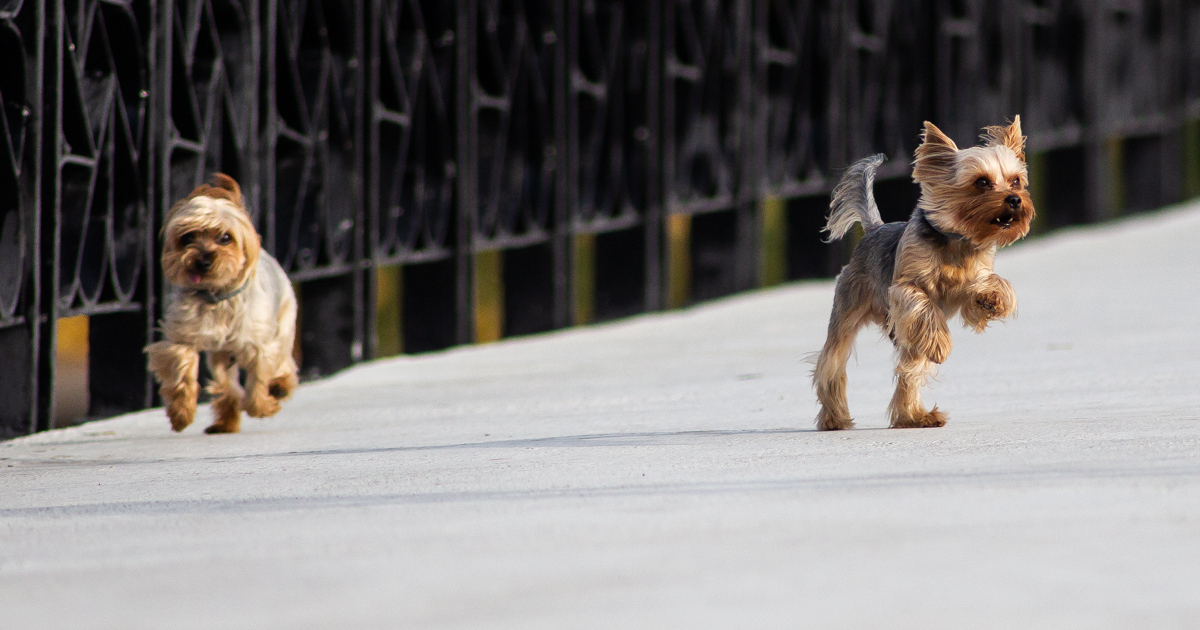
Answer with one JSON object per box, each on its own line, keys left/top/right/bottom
{"left": 981, "top": 115, "right": 1026, "bottom": 162}
{"left": 188, "top": 173, "right": 244, "bottom": 208}
{"left": 912, "top": 121, "right": 959, "bottom": 186}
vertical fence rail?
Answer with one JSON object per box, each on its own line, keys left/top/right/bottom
{"left": 1, "top": 0, "right": 1197, "bottom": 438}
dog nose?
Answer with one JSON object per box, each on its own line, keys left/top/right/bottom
{"left": 1005, "top": 195, "right": 1021, "bottom": 210}
{"left": 195, "top": 257, "right": 213, "bottom": 272}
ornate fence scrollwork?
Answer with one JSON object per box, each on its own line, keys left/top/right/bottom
{"left": 264, "top": 0, "right": 362, "bottom": 279}
{"left": 932, "top": 0, "right": 1019, "bottom": 147}
{"left": 263, "top": 0, "right": 365, "bottom": 375}
{"left": 566, "top": 0, "right": 660, "bottom": 318}
{"left": 162, "top": 0, "right": 258, "bottom": 227}
{"left": 754, "top": 0, "right": 831, "bottom": 198}
{"left": 839, "top": 0, "right": 933, "bottom": 182}
{"left": 1019, "top": 0, "right": 1085, "bottom": 150}
{"left": 0, "top": 1, "right": 42, "bottom": 436}
{"left": 1086, "top": 0, "right": 1183, "bottom": 214}
{"left": 52, "top": 0, "right": 152, "bottom": 318}
{"left": 469, "top": 0, "right": 561, "bottom": 249}
{"left": 663, "top": 0, "right": 746, "bottom": 216}
{"left": 0, "top": 3, "right": 37, "bottom": 331}
{"left": 369, "top": 0, "right": 458, "bottom": 264}
{"left": 568, "top": 0, "right": 654, "bottom": 232}
{"left": 44, "top": 0, "right": 155, "bottom": 424}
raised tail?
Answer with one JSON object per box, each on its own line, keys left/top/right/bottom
{"left": 823, "top": 154, "right": 887, "bottom": 242}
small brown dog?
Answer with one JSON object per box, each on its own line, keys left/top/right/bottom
{"left": 814, "top": 118, "right": 1034, "bottom": 430}
{"left": 146, "top": 174, "right": 298, "bottom": 433}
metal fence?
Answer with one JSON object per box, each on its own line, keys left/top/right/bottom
{"left": 2, "top": 0, "right": 1199, "bottom": 437}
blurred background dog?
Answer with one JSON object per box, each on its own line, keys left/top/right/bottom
{"left": 146, "top": 174, "right": 298, "bottom": 434}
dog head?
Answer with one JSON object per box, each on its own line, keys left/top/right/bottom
{"left": 161, "top": 174, "right": 260, "bottom": 291}
{"left": 912, "top": 117, "right": 1035, "bottom": 248}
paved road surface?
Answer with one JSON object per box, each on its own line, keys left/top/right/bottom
{"left": 3, "top": 203, "right": 1200, "bottom": 629}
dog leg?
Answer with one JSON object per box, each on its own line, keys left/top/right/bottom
{"left": 242, "top": 353, "right": 283, "bottom": 418}
{"left": 146, "top": 342, "right": 200, "bottom": 432}
{"left": 888, "top": 347, "right": 948, "bottom": 428}
{"left": 205, "top": 351, "right": 243, "bottom": 434}
{"left": 814, "top": 287, "right": 871, "bottom": 431}
{"left": 888, "top": 284, "right": 952, "bottom": 364}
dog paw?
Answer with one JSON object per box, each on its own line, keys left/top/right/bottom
{"left": 972, "top": 277, "right": 1015, "bottom": 321}
{"left": 267, "top": 373, "right": 297, "bottom": 401}
{"left": 166, "top": 401, "right": 195, "bottom": 432}
{"left": 204, "top": 420, "right": 241, "bottom": 434}
{"left": 975, "top": 293, "right": 998, "bottom": 313}
{"left": 816, "top": 409, "right": 854, "bottom": 431}
{"left": 243, "top": 394, "right": 282, "bottom": 418}
{"left": 891, "top": 406, "right": 948, "bottom": 428}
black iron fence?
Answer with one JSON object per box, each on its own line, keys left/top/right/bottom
{"left": 3, "top": 0, "right": 1199, "bottom": 437}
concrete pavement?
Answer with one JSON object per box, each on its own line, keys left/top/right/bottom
{"left": 3, "top": 202, "right": 1200, "bottom": 629}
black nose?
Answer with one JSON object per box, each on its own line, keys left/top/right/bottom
{"left": 195, "top": 257, "right": 213, "bottom": 272}
{"left": 1005, "top": 195, "right": 1021, "bottom": 210}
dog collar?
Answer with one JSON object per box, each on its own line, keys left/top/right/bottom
{"left": 919, "top": 211, "right": 968, "bottom": 243}
{"left": 190, "top": 280, "right": 250, "bottom": 304}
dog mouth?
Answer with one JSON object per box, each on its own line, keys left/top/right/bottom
{"left": 186, "top": 258, "right": 214, "bottom": 283}
{"left": 990, "top": 209, "right": 1018, "bottom": 229}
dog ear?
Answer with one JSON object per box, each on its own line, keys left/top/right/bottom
{"left": 208, "top": 173, "right": 243, "bottom": 206}
{"left": 188, "top": 173, "right": 244, "bottom": 208}
{"left": 912, "top": 121, "right": 959, "bottom": 185}
{"left": 981, "top": 116, "right": 1025, "bottom": 162}
{"left": 232, "top": 211, "right": 261, "bottom": 287}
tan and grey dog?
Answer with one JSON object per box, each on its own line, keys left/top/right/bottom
{"left": 146, "top": 174, "right": 298, "bottom": 434}
{"left": 814, "top": 118, "right": 1034, "bottom": 430}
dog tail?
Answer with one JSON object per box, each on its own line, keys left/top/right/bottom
{"left": 823, "top": 154, "right": 886, "bottom": 242}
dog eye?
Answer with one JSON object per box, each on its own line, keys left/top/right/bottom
{"left": 974, "top": 178, "right": 991, "bottom": 189}
{"left": 217, "top": 233, "right": 233, "bottom": 245}
{"left": 179, "top": 232, "right": 196, "bottom": 245}
{"left": 1011, "top": 178, "right": 1021, "bottom": 188}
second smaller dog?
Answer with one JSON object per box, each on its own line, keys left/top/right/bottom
{"left": 147, "top": 174, "right": 298, "bottom": 434}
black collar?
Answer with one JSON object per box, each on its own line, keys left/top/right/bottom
{"left": 918, "top": 209, "right": 968, "bottom": 243}
{"left": 190, "top": 280, "right": 250, "bottom": 304}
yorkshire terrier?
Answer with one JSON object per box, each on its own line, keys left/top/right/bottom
{"left": 813, "top": 117, "right": 1034, "bottom": 430}
{"left": 146, "top": 174, "right": 298, "bottom": 434}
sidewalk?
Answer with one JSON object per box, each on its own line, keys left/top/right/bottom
{"left": 3, "top": 202, "right": 1200, "bottom": 629}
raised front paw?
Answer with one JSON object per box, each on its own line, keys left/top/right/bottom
{"left": 978, "top": 277, "right": 1015, "bottom": 317}
{"left": 975, "top": 288, "right": 1013, "bottom": 317}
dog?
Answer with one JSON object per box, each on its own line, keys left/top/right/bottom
{"left": 146, "top": 174, "right": 298, "bottom": 434}
{"left": 813, "top": 117, "right": 1034, "bottom": 430}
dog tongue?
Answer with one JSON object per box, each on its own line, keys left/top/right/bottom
{"left": 189, "top": 273, "right": 202, "bottom": 284}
